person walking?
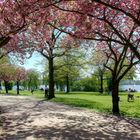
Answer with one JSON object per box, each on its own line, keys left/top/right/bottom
{"left": 45, "top": 86, "right": 49, "bottom": 98}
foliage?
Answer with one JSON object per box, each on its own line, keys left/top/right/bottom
{"left": 6, "top": 82, "right": 13, "bottom": 90}
{"left": 71, "top": 76, "right": 98, "bottom": 92}
{"left": 14, "top": 67, "right": 27, "bottom": 82}
{"left": 0, "top": 0, "right": 140, "bottom": 60}
{"left": 55, "top": 1, "right": 140, "bottom": 59}
{"left": 0, "top": 63, "right": 15, "bottom": 82}
{"left": 0, "top": 1, "right": 62, "bottom": 46}
{"left": 22, "top": 69, "right": 39, "bottom": 90}
{"left": 54, "top": 48, "right": 84, "bottom": 91}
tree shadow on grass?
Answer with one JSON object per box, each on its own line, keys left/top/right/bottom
{"left": 52, "top": 97, "right": 112, "bottom": 113}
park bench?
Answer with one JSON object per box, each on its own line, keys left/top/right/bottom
{"left": 127, "top": 94, "right": 134, "bottom": 102}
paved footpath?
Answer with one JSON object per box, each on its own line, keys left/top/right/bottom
{"left": 0, "top": 95, "right": 140, "bottom": 140}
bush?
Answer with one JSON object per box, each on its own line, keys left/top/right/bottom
{"left": 7, "top": 82, "right": 13, "bottom": 90}
{"left": 71, "top": 77, "right": 98, "bottom": 92}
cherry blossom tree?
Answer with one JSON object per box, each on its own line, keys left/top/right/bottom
{"left": 51, "top": 1, "right": 140, "bottom": 113}
{"left": 53, "top": 1, "right": 140, "bottom": 59}
{"left": 0, "top": 0, "right": 63, "bottom": 48}
{"left": 1, "top": 1, "right": 139, "bottom": 60}
{"left": 0, "top": 35, "right": 33, "bottom": 60}
{"left": 0, "top": 64, "right": 15, "bottom": 94}
{"left": 21, "top": 23, "right": 79, "bottom": 99}
{"left": 0, "top": 57, "right": 10, "bottom": 90}
{"left": 96, "top": 40, "right": 140, "bottom": 114}
{"left": 14, "top": 67, "right": 27, "bottom": 95}
{"left": 92, "top": 0, "right": 140, "bottom": 26}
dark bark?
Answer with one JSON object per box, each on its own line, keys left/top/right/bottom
{"left": 66, "top": 74, "right": 70, "bottom": 93}
{"left": 16, "top": 81, "right": 20, "bottom": 95}
{"left": 107, "top": 78, "right": 112, "bottom": 94}
{"left": 28, "top": 79, "right": 31, "bottom": 91}
{"left": 127, "top": 43, "right": 140, "bottom": 62}
{"left": 4, "top": 81, "right": 8, "bottom": 94}
{"left": 93, "top": 0, "right": 140, "bottom": 26}
{"left": 0, "top": 81, "right": 2, "bottom": 90}
{"left": 99, "top": 74, "right": 103, "bottom": 94}
{"left": 112, "top": 80, "right": 120, "bottom": 114}
{"left": 48, "top": 57, "right": 55, "bottom": 99}
{"left": 45, "top": 87, "right": 48, "bottom": 98}
{"left": 0, "top": 37, "right": 11, "bottom": 48}
{"left": 60, "top": 85, "right": 64, "bottom": 91}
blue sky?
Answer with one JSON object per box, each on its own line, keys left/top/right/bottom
{"left": 20, "top": 52, "right": 45, "bottom": 73}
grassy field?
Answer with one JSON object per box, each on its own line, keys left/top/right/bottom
{"left": 0, "top": 90, "right": 140, "bottom": 118}
{"left": 52, "top": 92, "right": 140, "bottom": 118}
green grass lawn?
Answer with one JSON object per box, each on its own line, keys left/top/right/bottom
{"left": 0, "top": 90, "right": 140, "bottom": 118}
{"left": 0, "top": 90, "right": 44, "bottom": 98}
{"left": 52, "top": 92, "right": 140, "bottom": 118}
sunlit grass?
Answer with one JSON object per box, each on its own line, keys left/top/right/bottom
{"left": 0, "top": 89, "right": 44, "bottom": 98}
{"left": 0, "top": 90, "right": 140, "bottom": 118}
{"left": 52, "top": 92, "right": 140, "bottom": 118}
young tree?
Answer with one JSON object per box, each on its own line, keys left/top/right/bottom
{"left": 71, "top": 75, "right": 98, "bottom": 92}
{"left": 54, "top": 37, "right": 85, "bottom": 93}
{"left": 14, "top": 67, "right": 27, "bottom": 95}
{"left": 55, "top": 49, "right": 82, "bottom": 93}
{"left": 90, "top": 51, "right": 107, "bottom": 93}
{"left": 0, "top": 64, "right": 15, "bottom": 94}
{"left": 24, "top": 69, "right": 39, "bottom": 91}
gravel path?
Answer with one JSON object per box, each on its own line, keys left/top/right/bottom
{"left": 0, "top": 95, "right": 140, "bottom": 140}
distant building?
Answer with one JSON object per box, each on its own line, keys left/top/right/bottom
{"left": 39, "top": 85, "right": 46, "bottom": 90}
{"left": 0, "top": 86, "right": 5, "bottom": 90}
{"left": 119, "top": 80, "right": 140, "bottom": 92}
{"left": 12, "top": 86, "right": 24, "bottom": 90}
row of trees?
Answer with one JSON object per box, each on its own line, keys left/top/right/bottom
{"left": 0, "top": 54, "right": 135, "bottom": 94}
{"left": 0, "top": 57, "right": 39, "bottom": 94}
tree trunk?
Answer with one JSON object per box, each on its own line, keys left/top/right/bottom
{"left": 99, "top": 74, "right": 103, "bottom": 94}
{"left": 0, "top": 81, "right": 2, "bottom": 90}
{"left": 66, "top": 74, "right": 70, "bottom": 93}
{"left": 28, "top": 80, "right": 31, "bottom": 91}
{"left": 107, "top": 78, "right": 112, "bottom": 94}
{"left": 4, "top": 81, "right": 8, "bottom": 94}
{"left": 48, "top": 58, "right": 55, "bottom": 99}
{"left": 0, "top": 37, "right": 11, "bottom": 48}
{"left": 112, "top": 81, "right": 120, "bottom": 114}
{"left": 17, "top": 81, "right": 20, "bottom": 95}
{"left": 60, "top": 84, "right": 64, "bottom": 91}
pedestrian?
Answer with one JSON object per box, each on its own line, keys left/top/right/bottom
{"left": 45, "top": 86, "right": 49, "bottom": 98}
{"left": 128, "top": 88, "right": 131, "bottom": 95}
{"left": 31, "top": 89, "right": 34, "bottom": 95}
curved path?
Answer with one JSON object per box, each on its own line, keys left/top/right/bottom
{"left": 0, "top": 95, "right": 140, "bottom": 140}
